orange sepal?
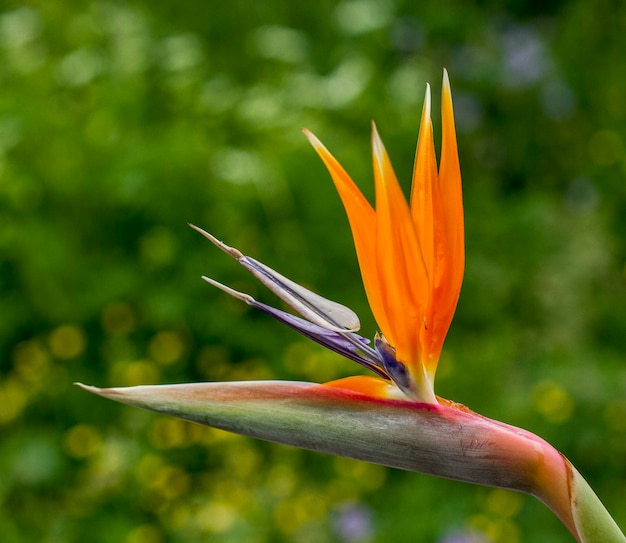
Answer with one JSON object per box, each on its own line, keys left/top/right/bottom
{"left": 304, "top": 129, "right": 391, "bottom": 337}
{"left": 320, "top": 376, "right": 406, "bottom": 400}
{"left": 371, "top": 124, "right": 428, "bottom": 365}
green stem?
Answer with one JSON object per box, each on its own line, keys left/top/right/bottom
{"left": 566, "top": 461, "right": 625, "bottom": 543}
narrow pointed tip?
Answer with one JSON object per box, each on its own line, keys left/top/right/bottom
{"left": 370, "top": 121, "right": 385, "bottom": 165}
{"left": 189, "top": 224, "right": 243, "bottom": 259}
{"left": 442, "top": 68, "right": 451, "bottom": 96}
{"left": 423, "top": 83, "right": 432, "bottom": 121}
{"left": 302, "top": 128, "right": 324, "bottom": 150}
{"left": 74, "top": 382, "right": 119, "bottom": 400}
{"left": 201, "top": 276, "right": 254, "bottom": 304}
{"left": 75, "top": 382, "right": 99, "bottom": 393}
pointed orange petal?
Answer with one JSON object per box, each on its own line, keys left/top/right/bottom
{"left": 304, "top": 129, "right": 391, "bottom": 336}
{"left": 410, "top": 84, "right": 437, "bottom": 286}
{"left": 437, "top": 69, "right": 464, "bottom": 316}
{"left": 422, "top": 70, "right": 464, "bottom": 377}
{"left": 371, "top": 123, "right": 428, "bottom": 364}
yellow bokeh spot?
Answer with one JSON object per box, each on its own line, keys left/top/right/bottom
{"left": 126, "top": 524, "right": 163, "bottom": 543}
{"left": 326, "top": 479, "right": 360, "bottom": 503}
{"left": 195, "top": 501, "right": 238, "bottom": 533}
{"left": 186, "top": 421, "right": 215, "bottom": 444}
{"left": 283, "top": 342, "right": 348, "bottom": 382}
{"left": 532, "top": 380, "right": 574, "bottom": 423}
{"left": 497, "top": 519, "right": 521, "bottom": 543}
{"left": 196, "top": 427, "right": 243, "bottom": 446}
{"left": 271, "top": 491, "right": 328, "bottom": 533}
{"left": 164, "top": 504, "right": 192, "bottom": 532}
{"left": 333, "top": 456, "right": 387, "bottom": 491}
{"left": 210, "top": 477, "right": 253, "bottom": 507}
{"left": 485, "top": 489, "right": 522, "bottom": 518}
{"left": 224, "top": 443, "right": 261, "bottom": 479}
{"left": 266, "top": 464, "right": 297, "bottom": 498}
{"left": 151, "top": 465, "right": 191, "bottom": 500}
{"left": 149, "top": 331, "right": 185, "bottom": 365}
{"left": 136, "top": 454, "right": 166, "bottom": 486}
{"left": 63, "top": 424, "right": 102, "bottom": 458}
{"left": 102, "top": 302, "right": 136, "bottom": 335}
{"left": 469, "top": 515, "right": 520, "bottom": 543}
{"left": 226, "top": 358, "right": 274, "bottom": 381}
{"left": 140, "top": 227, "right": 176, "bottom": 268}
{"left": 469, "top": 514, "right": 494, "bottom": 538}
{"left": 150, "top": 417, "right": 189, "bottom": 449}
{"left": 294, "top": 490, "right": 328, "bottom": 521}
{"left": 273, "top": 498, "right": 310, "bottom": 534}
{"left": 48, "top": 324, "right": 87, "bottom": 359}
{"left": 110, "top": 360, "right": 160, "bottom": 386}
{"left": 588, "top": 130, "right": 624, "bottom": 166}
{"left": 0, "top": 377, "right": 28, "bottom": 424}
{"left": 12, "top": 340, "right": 50, "bottom": 382}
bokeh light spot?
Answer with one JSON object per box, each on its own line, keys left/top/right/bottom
{"left": 149, "top": 330, "right": 186, "bottom": 365}
{"left": 63, "top": 424, "right": 102, "bottom": 459}
{"left": 334, "top": 0, "right": 393, "bottom": 35}
{"left": 532, "top": 380, "right": 574, "bottom": 423}
{"left": 12, "top": 339, "right": 50, "bottom": 381}
{"left": 164, "top": 504, "right": 192, "bottom": 532}
{"left": 0, "top": 377, "right": 28, "bottom": 423}
{"left": 468, "top": 515, "right": 498, "bottom": 543}
{"left": 151, "top": 465, "right": 191, "bottom": 500}
{"left": 274, "top": 498, "right": 310, "bottom": 534}
{"left": 150, "top": 417, "right": 189, "bottom": 449}
{"left": 136, "top": 454, "right": 165, "bottom": 486}
{"left": 252, "top": 25, "right": 308, "bottom": 63}
{"left": 195, "top": 501, "right": 238, "bottom": 533}
{"left": 439, "top": 529, "right": 487, "bottom": 543}
{"left": 48, "top": 324, "right": 87, "bottom": 359}
{"left": 111, "top": 360, "right": 160, "bottom": 386}
{"left": 56, "top": 47, "right": 104, "bottom": 87}
{"left": 333, "top": 502, "right": 374, "bottom": 543}
{"left": 12, "top": 435, "right": 61, "bottom": 484}
{"left": 225, "top": 443, "right": 261, "bottom": 479}
{"left": 140, "top": 227, "right": 176, "bottom": 268}
{"left": 126, "top": 524, "right": 163, "bottom": 543}
{"left": 211, "top": 147, "right": 271, "bottom": 185}
{"left": 266, "top": 464, "right": 297, "bottom": 498}
{"left": 0, "top": 7, "right": 42, "bottom": 49}
{"left": 333, "top": 457, "right": 387, "bottom": 491}
{"left": 485, "top": 489, "right": 522, "bottom": 518}
{"left": 158, "top": 33, "right": 203, "bottom": 72}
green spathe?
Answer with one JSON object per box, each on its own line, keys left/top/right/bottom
{"left": 77, "top": 380, "right": 625, "bottom": 543}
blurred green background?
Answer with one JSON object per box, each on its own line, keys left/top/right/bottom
{"left": 1, "top": 0, "right": 625, "bottom": 542}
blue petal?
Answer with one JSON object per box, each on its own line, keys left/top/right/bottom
{"left": 249, "top": 300, "right": 388, "bottom": 379}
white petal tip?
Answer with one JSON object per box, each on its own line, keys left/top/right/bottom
{"left": 190, "top": 224, "right": 243, "bottom": 259}
{"left": 75, "top": 382, "right": 97, "bottom": 392}
{"left": 442, "top": 68, "right": 451, "bottom": 92}
{"left": 201, "top": 276, "right": 254, "bottom": 304}
{"left": 371, "top": 122, "right": 385, "bottom": 162}
{"left": 302, "top": 128, "right": 324, "bottom": 150}
{"left": 423, "top": 84, "right": 432, "bottom": 119}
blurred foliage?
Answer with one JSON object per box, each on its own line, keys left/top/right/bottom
{"left": 1, "top": 0, "right": 625, "bottom": 542}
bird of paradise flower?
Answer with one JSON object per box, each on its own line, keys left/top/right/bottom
{"left": 79, "top": 70, "right": 625, "bottom": 543}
